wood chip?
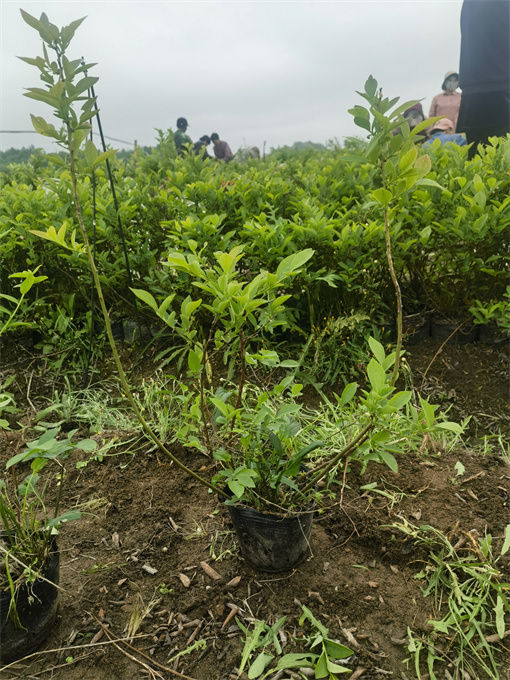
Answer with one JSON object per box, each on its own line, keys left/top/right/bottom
{"left": 226, "top": 576, "right": 241, "bottom": 588}
{"left": 221, "top": 606, "right": 238, "bottom": 629}
{"left": 308, "top": 590, "right": 325, "bottom": 604}
{"left": 367, "top": 581, "right": 378, "bottom": 588}
{"left": 179, "top": 573, "right": 191, "bottom": 588}
{"left": 89, "top": 628, "right": 104, "bottom": 645}
{"left": 350, "top": 669, "right": 367, "bottom": 680}
{"left": 112, "top": 532, "right": 120, "bottom": 549}
{"left": 200, "top": 561, "right": 221, "bottom": 580}
{"left": 463, "top": 471, "right": 485, "bottom": 483}
{"left": 339, "top": 625, "right": 361, "bottom": 648}
{"left": 142, "top": 563, "right": 158, "bottom": 575}
{"left": 466, "top": 488, "right": 478, "bottom": 501}
{"left": 169, "top": 516, "right": 181, "bottom": 532}
{"left": 118, "top": 578, "right": 127, "bottom": 587}
{"left": 390, "top": 565, "right": 399, "bottom": 574}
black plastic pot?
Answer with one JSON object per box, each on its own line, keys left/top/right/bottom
{"left": 403, "top": 314, "right": 430, "bottom": 345}
{"left": 0, "top": 538, "right": 60, "bottom": 664}
{"left": 227, "top": 504, "right": 314, "bottom": 573}
{"left": 430, "top": 317, "right": 479, "bottom": 345}
{"left": 477, "top": 323, "right": 509, "bottom": 345}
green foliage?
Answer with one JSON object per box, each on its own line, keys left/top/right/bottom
{"left": 0, "top": 426, "right": 96, "bottom": 625}
{"left": 236, "top": 606, "right": 353, "bottom": 679}
{"left": 394, "top": 520, "right": 510, "bottom": 680}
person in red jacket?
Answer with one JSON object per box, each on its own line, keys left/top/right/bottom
{"left": 456, "top": 0, "right": 510, "bottom": 158}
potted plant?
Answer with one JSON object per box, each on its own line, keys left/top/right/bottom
{"left": 0, "top": 427, "right": 96, "bottom": 663}
{"left": 132, "top": 246, "right": 418, "bottom": 571}
{"left": 18, "top": 15, "right": 452, "bottom": 575}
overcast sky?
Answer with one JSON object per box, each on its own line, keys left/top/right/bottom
{"left": 0, "top": 0, "right": 464, "bottom": 154}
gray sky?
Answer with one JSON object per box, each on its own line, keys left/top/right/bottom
{"left": 0, "top": 0, "right": 463, "bottom": 153}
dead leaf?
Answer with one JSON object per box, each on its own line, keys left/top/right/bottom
{"left": 367, "top": 581, "right": 378, "bottom": 588}
{"left": 410, "top": 510, "right": 422, "bottom": 520}
{"left": 226, "top": 576, "right": 241, "bottom": 588}
{"left": 390, "top": 566, "right": 399, "bottom": 574}
{"left": 200, "top": 561, "right": 221, "bottom": 580}
{"left": 179, "top": 573, "right": 191, "bottom": 588}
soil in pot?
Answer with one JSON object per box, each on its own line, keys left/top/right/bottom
{"left": 430, "top": 317, "right": 479, "bottom": 345}
{"left": 227, "top": 504, "right": 314, "bottom": 573}
{"left": 0, "top": 538, "right": 60, "bottom": 664}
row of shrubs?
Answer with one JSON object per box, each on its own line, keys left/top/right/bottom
{"left": 1, "top": 135, "right": 508, "bottom": 379}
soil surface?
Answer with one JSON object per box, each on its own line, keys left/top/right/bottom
{"left": 0, "top": 338, "right": 509, "bottom": 680}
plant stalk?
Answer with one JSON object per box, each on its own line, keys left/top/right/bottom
{"left": 384, "top": 206, "right": 403, "bottom": 385}
{"left": 61, "top": 106, "right": 226, "bottom": 498}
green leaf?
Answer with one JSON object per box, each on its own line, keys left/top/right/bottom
{"left": 399, "top": 147, "right": 418, "bottom": 173}
{"left": 348, "top": 105, "right": 370, "bottom": 120}
{"left": 272, "top": 653, "right": 316, "bottom": 672}
{"left": 131, "top": 288, "right": 158, "bottom": 312}
{"left": 43, "top": 153, "right": 67, "bottom": 167}
{"left": 435, "top": 421, "right": 463, "bottom": 434}
{"left": 323, "top": 639, "right": 353, "bottom": 659}
{"left": 415, "top": 178, "right": 445, "bottom": 191}
{"left": 20, "top": 9, "right": 44, "bottom": 32}
{"left": 371, "top": 188, "right": 392, "bottom": 207}
{"left": 187, "top": 349, "right": 201, "bottom": 374}
{"left": 368, "top": 336, "right": 385, "bottom": 364}
{"left": 414, "top": 154, "right": 431, "bottom": 174}
{"left": 386, "top": 391, "right": 412, "bottom": 410}
{"left": 75, "top": 439, "right": 97, "bottom": 452}
{"left": 366, "top": 358, "right": 386, "bottom": 393}
{"left": 364, "top": 75, "right": 377, "bottom": 97}
{"left": 94, "top": 149, "right": 117, "bottom": 167}
{"left": 501, "top": 525, "right": 510, "bottom": 555}
{"left": 276, "top": 248, "right": 314, "bottom": 280}
{"left": 315, "top": 650, "right": 329, "bottom": 678}
{"left": 495, "top": 596, "right": 505, "bottom": 639}
{"left": 248, "top": 652, "right": 274, "bottom": 679}
{"left": 354, "top": 116, "right": 371, "bottom": 132}
{"left": 379, "top": 450, "right": 398, "bottom": 472}
{"left": 84, "top": 139, "right": 97, "bottom": 167}
{"left": 340, "top": 382, "right": 357, "bottom": 406}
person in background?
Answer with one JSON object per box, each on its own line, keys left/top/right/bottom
{"left": 194, "top": 135, "right": 211, "bottom": 159}
{"left": 423, "top": 118, "right": 467, "bottom": 147}
{"left": 403, "top": 103, "right": 425, "bottom": 130}
{"left": 456, "top": 0, "right": 510, "bottom": 158}
{"left": 211, "top": 133, "right": 233, "bottom": 162}
{"left": 429, "top": 72, "right": 462, "bottom": 132}
{"left": 174, "top": 117, "right": 192, "bottom": 155}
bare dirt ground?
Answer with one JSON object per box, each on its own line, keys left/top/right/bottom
{"left": 0, "top": 338, "right": 509, "bottom": 680}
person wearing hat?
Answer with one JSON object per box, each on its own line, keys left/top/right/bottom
{"left": 210, "top": 133, "right": 234, "bottom": 162}
{"left": 428, "top": 72, "right": 462, "bottom": 132}
{"left": 393, "top": 103, "right": 429, "bottom": 141}
{"left": 456, "top": 0, "right": 510, "bottom": 159}
{"left": 423, "top": 118, "right": 467, "bottom": 147}
{"left": 403, "top": 102, "right": 426, "bottom": 130}
{"left": 174, "top": 117, "right": 192, "bottom": 156}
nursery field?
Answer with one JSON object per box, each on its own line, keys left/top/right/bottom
{"left": 0, "top": 337, "right": 509, "bottom": 680}
{"left": 1, "top": 25, "right": 509, "bottom": 678}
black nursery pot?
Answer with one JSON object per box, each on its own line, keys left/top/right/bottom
{"left": 0, "top": 538, "right": 60, "bottom": 664}
{"left": 227, "top": 504, "right": 314, "bottom": 573}
{"left": 430, "top": 317, "right": 479, "bottom": 345}
{"left": 403, "top": 314, "right": 430, "bottom": 345}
